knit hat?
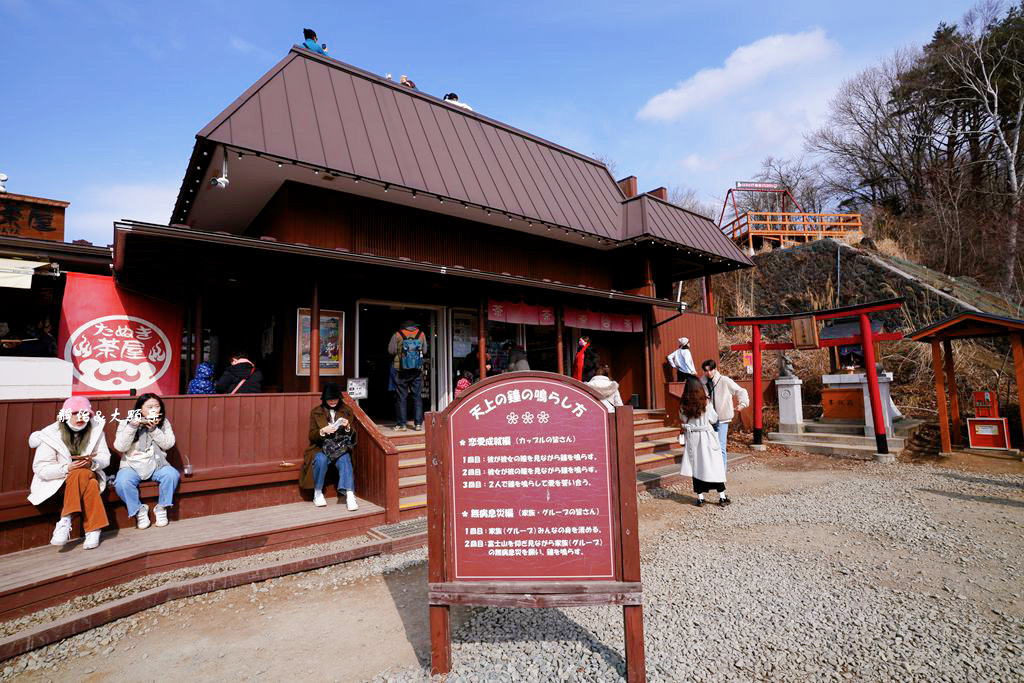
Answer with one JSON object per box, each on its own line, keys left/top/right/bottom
{"left": 678, "top": 337, "right": 689, "bottom": 347}
{"left": 61, "top": 395, "right": 93, "bottom": 415}
{"left": 321, "top": 382, "right": 342, "bottom": 402}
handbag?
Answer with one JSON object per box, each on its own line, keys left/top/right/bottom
{"left": 230, "top": 364, "right": 255, "bottom": 395}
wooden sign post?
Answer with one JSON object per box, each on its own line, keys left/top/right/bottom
{"left": 426, "top": 371, "right": 645, "bottom": 681}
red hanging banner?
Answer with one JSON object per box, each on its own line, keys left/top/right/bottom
{"left": 57, "top": 273, "right": 183, "bottom": 396}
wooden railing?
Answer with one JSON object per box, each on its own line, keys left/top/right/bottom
{"left": 663, "top": 382, "right": 685, "bottom": 428}
{"left": 0, "top": 392, "right": 401, "bottom": 552}
{"left": 721, "top": 211, "right": 862, "bottom": 244}
{"left": 343, "top": 393, "right": 400, "bottom": 523}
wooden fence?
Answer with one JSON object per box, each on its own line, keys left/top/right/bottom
{"left": 0, "top": 392, "right": 399, "bottom": 553}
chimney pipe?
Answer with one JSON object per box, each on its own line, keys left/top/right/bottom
{"left": 647, "top": 187, "right": 668, "bottom": 201}
{"left": 616, "top": 175, "right": 638, "bottom": 198}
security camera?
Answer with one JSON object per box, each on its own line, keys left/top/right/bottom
{"left": 210, "top": 176, "right": 229, "bottom": 189}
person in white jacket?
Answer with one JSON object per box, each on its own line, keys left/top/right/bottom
{"left": 667, "top": 337, "right": 696, "bottom": 380}
{"left": 586, "top": 365, "right": 624, "bottom": 413}
{"left": 28, "top": 396, "right": 111, "bottom": 549}
{"left": 678, "top": 376, "right": 728, "bottom": 507}
{"left": 700, "top": 359, "right": 750, "bottom": 469}
{"left": 113, "top": 393, "right": 179, "bottom": 529}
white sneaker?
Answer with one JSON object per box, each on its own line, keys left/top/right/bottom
{"left": 153, "top": 505, "right": 168, "bottom": 527}
{"left": 136, "top": 503, "right": 151, "bottom": 530}
{"left": 346, "top": 490, "right": 359, "bottom": 511}
{"left": 50, "top": 516, "right": 72, "bottom": 546}
{"left": 313, "top": 491, "right": 327, "bottom": 507}
{"left": 83, "top": 530, "right": 101, "bottom": 550}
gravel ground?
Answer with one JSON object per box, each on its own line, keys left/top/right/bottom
{"left": 372, "top": 462, "right": 1024, "bottom": 682}
{"left": 0, "top": 533, "right": 374, "bottom": 639}
{"left": 3, "top": 458, "right": 1022, "bottom": 682}
{"left": 0, "top": 545, "right": 429, "bottom": 680}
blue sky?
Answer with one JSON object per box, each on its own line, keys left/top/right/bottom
{"left": 2, "top": 0, "right": 976, "bottom": 244}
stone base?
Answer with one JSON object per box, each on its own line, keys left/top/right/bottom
{"left": 873, "top": 453, "right": 896, "bottom": 464}
{"left": 750, "top": 444, "right": 767, "bottom": 452}
{"left": 778, "top": 423, "right": 804, "bottom": 434}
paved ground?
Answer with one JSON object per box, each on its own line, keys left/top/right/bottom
{"left": 4, "top": 450, "right": 1023, "bottom": 682}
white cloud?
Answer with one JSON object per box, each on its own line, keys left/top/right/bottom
{"left": 68, "top": 182, "right": 179, "bottom": 245}
{"left": 637, "top": 28, "right": 838, "bottom": 122}
{"left": 229, "top": 36, "right": 276, "bottom": 61}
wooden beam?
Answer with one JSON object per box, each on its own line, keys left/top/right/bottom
{"left": 478, "top": 299, "right": 487, "bottom": 380}
{"left": 1012, "top": 333, "right": 1024, "bottom": 450}
{"left": 555, "top": 304, "right": 565, "bottom": 375}
{"left": 932, "top": 340, "right": 952, "bottom": 453}
{"left": 310, "top": 282, "right": 320, "bottom": 394}
{"left": 943, "top": 339, "right": 961, "bottom": 446}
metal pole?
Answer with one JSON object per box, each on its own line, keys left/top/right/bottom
{"left": 752, "top": 325, "right": 763, "bottom": 447}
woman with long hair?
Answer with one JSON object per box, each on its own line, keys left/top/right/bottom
{"left": 678, "top": 376, "right": 729, "bottom": 507}
{"left": 113, "top": 393, "right": 179, "bottom": 529}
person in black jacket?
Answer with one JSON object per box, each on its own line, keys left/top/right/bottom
{"left": 215, "top": 351, "right": 263, "bottom": 394}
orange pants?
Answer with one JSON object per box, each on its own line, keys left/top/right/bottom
{"left": 61, "top": 468, "right": 109, "bottom": 532}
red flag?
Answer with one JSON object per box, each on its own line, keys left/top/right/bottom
{"left": 58, "top": 273, "right": 182, "bottom": 396}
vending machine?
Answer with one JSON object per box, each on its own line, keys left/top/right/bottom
{"left": 966, "top": 390, "right": 1010, "bottom": 450}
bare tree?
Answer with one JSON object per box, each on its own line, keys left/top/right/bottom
{"left": 946, "top": 1, "right": 1024, "bottom": 291}
{"left": 592, "top": 153, "right": 618, "bottom": 178}
{"left": 667, "top": 185, "right": 716, "bottom": 218}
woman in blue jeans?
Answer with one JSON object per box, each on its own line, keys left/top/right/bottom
{"left": 300, "top": 383, "right": 358, "bottom": 511}
{"left": 113, "top": 393, "right": 180, "bottom": 529}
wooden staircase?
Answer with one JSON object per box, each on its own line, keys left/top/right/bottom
{"left": 383, "top": 409, "right": 683, "bottom": 519}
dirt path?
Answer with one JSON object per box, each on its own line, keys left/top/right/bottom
{"left": 9, "top": 451, "right": 1024, "bottom": 682}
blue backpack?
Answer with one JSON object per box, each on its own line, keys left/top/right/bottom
{"left": 399, "top": 330, "right": 424, "bottom": 370}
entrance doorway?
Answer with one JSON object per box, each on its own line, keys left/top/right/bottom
{"left": 356, "top": 302, "right": 447, "bottom": 424}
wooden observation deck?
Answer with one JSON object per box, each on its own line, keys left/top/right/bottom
{"left": 721, "top": 211, "right": 863, "bottom": 249}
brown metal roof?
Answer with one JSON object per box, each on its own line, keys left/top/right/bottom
{"left": 171, "top": 47, "right": 751, "bottom": 270}
{"left": 632, "top": 194, "right": 752, "bottom": 264}
{"left": 189, "top": 48, "right": 621, "bottom": 239}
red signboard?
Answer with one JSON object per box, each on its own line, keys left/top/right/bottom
{"left": 446, "top": 377, "right": 615, "bottom": 580}
{"left": 426, "top": 372, "right": 646, "bottom": 681}
{"left": 57, "top": 273, "right": 182, "bottom": 396}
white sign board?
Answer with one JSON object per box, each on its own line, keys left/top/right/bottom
{"left": 346, "top": 377, "right": 368, "bottom": 400}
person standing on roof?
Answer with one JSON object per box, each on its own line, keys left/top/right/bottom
{"left": 443, "top": 93, "right": 473, "bottom": 111}
{"left": 389, "top": 320, "right": 427, "bottom": 431}
{"left": 400, "top": 75, "right": 417, "bottom": 89}
{"left": 302, "top": 28, "right": 328, "bottom": 56}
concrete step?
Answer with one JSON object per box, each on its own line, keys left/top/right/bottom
{"left": 768, "top": 431, "right": 905, "bottom": 449}
{"left": 766, "top": 438, "right": 903, "bottom": 457}
{"left": 804, "top": 420, "right": 866, "bottom": 436}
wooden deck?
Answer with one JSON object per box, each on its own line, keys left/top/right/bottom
{"left": 721, "top": 211, "right": 863, "bottom": 246}
{"left": 0, "top": 496, "right": 385, "bottom": 620}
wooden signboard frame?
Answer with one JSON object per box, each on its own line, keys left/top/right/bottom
{"left": 426, "top": 371, "right": 645, "bottom": 681}
{"left": 791, "top": 315, "right": 819, "bottom": 350}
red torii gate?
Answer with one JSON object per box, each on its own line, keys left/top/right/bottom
{"left": 724, "top": 298, "right": 905, "bottom": 455}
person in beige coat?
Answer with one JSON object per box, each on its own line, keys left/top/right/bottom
{"left": 700, "top": 359, "right": 749, "bottom": 469}
{"left": 113, "top": 393, "right": 179, "bottom": 529}
{"left": 28, "top": 396, "right": 111, "bottom": 549}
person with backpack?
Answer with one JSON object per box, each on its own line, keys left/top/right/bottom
{"left": 388, "top": 320, "right": 427, "bottom": 431}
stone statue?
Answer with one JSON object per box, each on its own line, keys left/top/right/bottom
{"left": 779, "top": 352, "right": 795, "bottom": 378}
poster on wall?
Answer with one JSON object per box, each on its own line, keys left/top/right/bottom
{"left": 296, "top": 308, "right": 344, "bottom": 376}
{"left": 58, "top": 273, "right": 182, "bottom": 396}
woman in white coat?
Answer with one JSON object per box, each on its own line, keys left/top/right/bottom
{"left": 28, "top": 396, "right": 111, "bottom": 549}
{"left": 678, "top": 376, "right": 730, "bottom": 507}
{"left": 113, "top": 393, "right": 179, "bottom": 529}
